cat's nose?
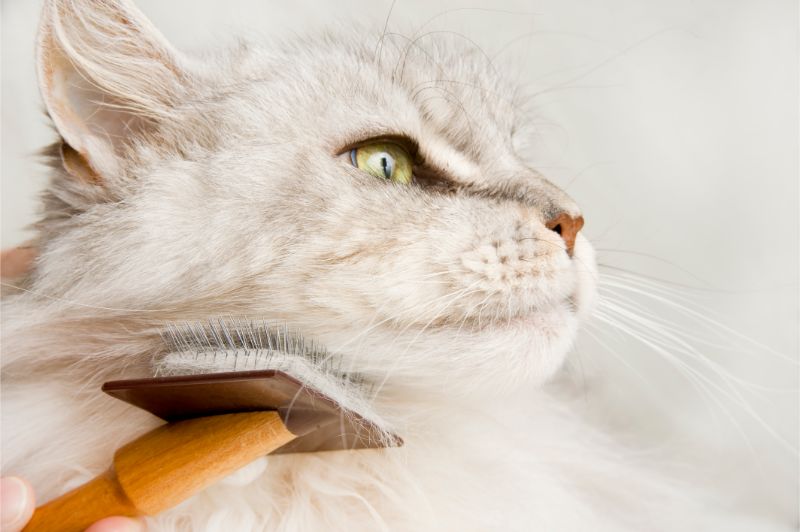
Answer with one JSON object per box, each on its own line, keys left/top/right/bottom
{"left": 545, "top": 213, "right": 584, "bottom": 257}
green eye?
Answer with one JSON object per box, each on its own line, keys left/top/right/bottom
{"left": 349, "top": 142, "right": 413, "bottom": 184}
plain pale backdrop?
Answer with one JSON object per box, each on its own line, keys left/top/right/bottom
{"left": 2, "top": 0, "right": 798, "bottom": 526}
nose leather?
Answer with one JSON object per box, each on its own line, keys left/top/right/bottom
{"left": 545, "top": 213, "right": 584, "bottom": 257}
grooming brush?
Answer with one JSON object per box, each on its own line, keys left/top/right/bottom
{"left": 24, "top": 320, "right": 399, "bottom": 532}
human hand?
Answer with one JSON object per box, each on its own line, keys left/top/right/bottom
{"left": 0, "top": 477, "right": 143, "bottom": 532}
{"left": 0, "top": 247, "right": 35, "bottom": 279}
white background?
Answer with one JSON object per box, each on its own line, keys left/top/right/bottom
{"left": 2, "top": 0, "right": 798, "bottom": 525}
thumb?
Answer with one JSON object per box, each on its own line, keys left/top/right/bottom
{"left": 84, "top": 516, "right": 145, "bottom": 532}
{"left": 0, "top": 477, "right": 35, "bottom": 532}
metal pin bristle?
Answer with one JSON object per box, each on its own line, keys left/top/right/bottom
{"left": 158, "top": 318, "right": 361, "bottom": 386}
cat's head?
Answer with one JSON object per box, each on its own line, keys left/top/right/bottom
{"left": 28, "top": 0, "right": 596, "bottom": 397}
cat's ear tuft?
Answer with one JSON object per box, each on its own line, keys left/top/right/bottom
{"left": 37, "top": 0, "right": 190, "bottom": 181}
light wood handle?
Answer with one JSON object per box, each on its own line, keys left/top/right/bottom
{"left": 24, "top": 411, "right": 296, "bottom": 532}
{"left": 22, "top": 471, "right": 137, "bottom": 532}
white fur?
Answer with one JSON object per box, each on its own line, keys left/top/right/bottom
{"left": 0, "top": 1, "right": 791, "bottom": 531}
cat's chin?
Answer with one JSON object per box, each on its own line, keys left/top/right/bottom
{"left": 386, "top": 303, "right": 579, "bottom": 395}
{"left": 480, "top": 306, "right": 578, "bottom": 383}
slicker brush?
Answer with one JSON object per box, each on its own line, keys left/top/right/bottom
{"left": 24, "top": 320, "right": 399, "bottom": 532}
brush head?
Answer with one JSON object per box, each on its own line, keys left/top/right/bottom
{"left": 103, "top": 370, "right": 399, "bottom": 454}
{"left": 103, "top": 320, "right": 400, "bottom": 454}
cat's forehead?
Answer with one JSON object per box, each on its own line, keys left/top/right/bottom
{"left": 211, "top": 33, "right": 516, "bottom": 159}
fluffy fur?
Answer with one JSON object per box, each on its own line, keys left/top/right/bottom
{"left": 0, "top": 1, "right": 789, "bottom": 530}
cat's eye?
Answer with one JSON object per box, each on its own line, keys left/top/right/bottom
{"left": 349, "top": 142, "right": 413, "bottom": 184}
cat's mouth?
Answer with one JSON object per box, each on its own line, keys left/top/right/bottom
{"left": 421, "top": 294, "right": 578, "bottom": 334}
{"left": 484, "top": 307, "right": 574, "bottom": 335}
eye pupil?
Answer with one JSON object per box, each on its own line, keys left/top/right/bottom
{"left": 365, "top": 151, "right": 394, "bottom": 179}
{"left": 380, "top": 155, "right": 392, "bottom": 178}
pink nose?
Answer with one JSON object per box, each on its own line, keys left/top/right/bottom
{"left": 545, "top": 213, "right": 584, "bottom": 257}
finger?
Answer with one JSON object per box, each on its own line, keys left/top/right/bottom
{"left": 0, "top": 477, "right": 35, "bottom": 532}
{"left": 0, "top": 247, "right": 36, "bottom": 279}
{"left": 84, "top": 516, "right": 144, "bottom": 532}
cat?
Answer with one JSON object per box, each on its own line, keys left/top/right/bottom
{"left": 0, "top": 0, "right": 788, "bottom": 530}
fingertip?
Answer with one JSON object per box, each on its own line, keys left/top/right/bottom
{"left": 0, "top": 476, "right": 35, "bottom": 532}
{"left": 84, "top": 516, "right": 144, "bottom": 532}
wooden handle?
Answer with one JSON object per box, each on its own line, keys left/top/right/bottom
{"left": 25, "top": 411, "right": 296, "bottom": 532}
{"left": 22, "top": 471, "right": 137, "bottom": 532}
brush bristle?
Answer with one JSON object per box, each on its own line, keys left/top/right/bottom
{"left": 155, "top": 318, "right": 384, "bottom": 428}
{"left": 160, "top": 319, "right": 323, "bottom": 369}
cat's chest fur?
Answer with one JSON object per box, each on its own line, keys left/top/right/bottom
{"left": 1, "top": 323, "right": 757, "bottom": 532}
{"left": 0, "top": 364, "right": 714, "bottom": 532}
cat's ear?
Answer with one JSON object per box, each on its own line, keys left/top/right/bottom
{"left": 36, "top": 0, "right": 190, "bottom": 181}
